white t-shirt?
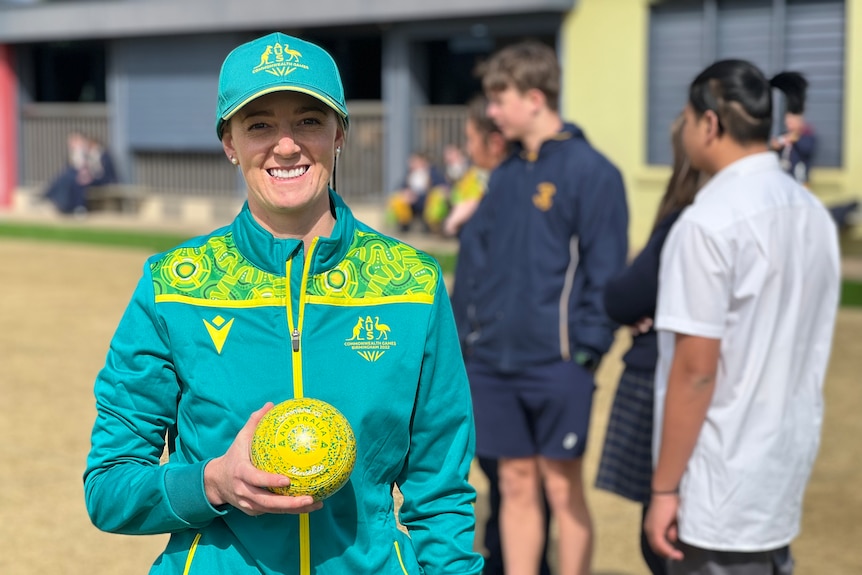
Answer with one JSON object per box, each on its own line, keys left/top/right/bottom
{"left": 654, "top": 152, "right": 840, "bottom": 551}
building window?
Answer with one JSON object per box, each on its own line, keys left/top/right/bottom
{"left": 425, "top": 34, "right": 557, "bottom": 105}
{"left": 32, "top": 41, "right": 106, "bottom": 102}
{"left": 647, "top": 0, "right": 845, "bottom": 167}
{"left": 307, "top": 35, "right": 382, "bottom": 100}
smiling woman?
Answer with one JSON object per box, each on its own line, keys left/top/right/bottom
{"left": 83, "top": 32, "right": 483, "bottom": 575}
{"left": 221, "top": 91, "right": 344, "bottom": 238}
{"left": 215, "top": 33, "right": 349, "bottom": 242}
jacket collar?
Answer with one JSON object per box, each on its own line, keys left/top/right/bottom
{"left": 513, "top": 122, "right": 587, "bottom": 162}
{"left": 231, "top": 190, "right": 357, "bottom": 276}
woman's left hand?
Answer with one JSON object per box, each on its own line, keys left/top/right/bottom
{"left": 203, "top": 403, "right": 323, "bottom": 516}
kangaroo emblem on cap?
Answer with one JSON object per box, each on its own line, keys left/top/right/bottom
{"left": 253, "top": 43, "right": 308, "bottom": 77}
{"left": 257, "top": 46, "right": 273, "bottom": 68}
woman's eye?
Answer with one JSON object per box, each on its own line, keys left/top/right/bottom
{"left": 247, "top": 122, "right": 269, "bottom": 131}
{"left": 300, "top": 117, "right": 321, "bottom": 126}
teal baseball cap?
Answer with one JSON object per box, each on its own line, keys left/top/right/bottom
{"left": 216, "top": 32, "right": 348, "bottom": 139}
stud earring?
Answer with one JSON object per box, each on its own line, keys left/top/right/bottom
{"left": 336, "top": 147, "right": 341, "bottom": 155}
{"left": 230, "top": 157, "right": 238, "bottom": 165}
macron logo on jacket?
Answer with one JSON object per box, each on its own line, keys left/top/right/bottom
{"left": 204, "top": 315, "right": 234, "bottom": 354}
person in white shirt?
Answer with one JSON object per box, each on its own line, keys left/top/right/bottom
{"left": 645, "top": 59, "right": 841, "bottom": 575}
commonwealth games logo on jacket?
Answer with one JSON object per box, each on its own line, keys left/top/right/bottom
{"left": 253, "top": 43, "right": 309, "bottom": 77}
{"left": 345, "top": 316, "right": 397, "bottom": 362}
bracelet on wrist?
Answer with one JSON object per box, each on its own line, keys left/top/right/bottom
{"left": 651, "top": 487, "right": 680, "bottom": 496}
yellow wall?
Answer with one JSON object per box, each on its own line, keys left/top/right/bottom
{"left": 561, "top": 0, "right": 862, "bottom": 249}
{"left": 835, "top": 0, "right": 862, "bottom": 213}
{"left": 561, "top": 0, "right": 667, "bottom": 250}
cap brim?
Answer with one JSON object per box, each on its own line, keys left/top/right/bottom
{"left": 221, "top": 86, "right": 348, "bottom": 126}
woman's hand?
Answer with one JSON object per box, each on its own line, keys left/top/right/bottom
{"left": 203, "top": 403, "right": 323, "bottom": 516}
{"left": 629, "top": 316, "right": 653, "bottom": 336}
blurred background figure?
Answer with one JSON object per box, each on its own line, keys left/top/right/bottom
{"left": 447, "top": 92, "right": 528, "bottom": 575}
{"left": 454, "top": 39, "right": 629, "bottom": 575}
{"left": 442, "top": 94, "right": 508, "bottom": 238}
{"left": 769, "top": 71, "right": 860, "bottom": 229}
{"left": 444, "top": 143, "right": 469, "bottom": 184}
{"left": 386, "top": 150, "right": 448, "bottom": 233}
{"left": 769, "top": 71, "right": 815, "bottom": 186}
{"left": 41, "top": 131, "right": 117, "bottom": 215}
{"left": 595, "top": 113, "right": 705, "bottom": 575}
{"left": 421, "top": 143, "right": 470, "bottom": 234}
{"left": 646, "top": 58, "right": 840, "bottom": 575}
{"left": 42, "top": 131, "right": 89, "bottom": 214}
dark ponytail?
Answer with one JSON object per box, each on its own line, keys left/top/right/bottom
{"left": 770, "top": 71, "right": 808, "bottom": 115}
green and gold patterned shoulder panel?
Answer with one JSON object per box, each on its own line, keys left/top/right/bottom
{"left": 308, "top": 231, "right": 439, "bottom": 304}
{"left": 151, "top": 233, "right": 285, "bottom": 306}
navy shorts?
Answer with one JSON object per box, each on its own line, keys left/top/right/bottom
{"left": 467, "top": 357, "right": 596, "bottom": 460}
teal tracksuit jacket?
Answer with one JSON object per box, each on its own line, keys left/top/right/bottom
{"left": 84, "top": 192, "right": 483, "bottom": 575}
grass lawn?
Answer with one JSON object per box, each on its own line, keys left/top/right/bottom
{"left": 840, "top": 279, "right": 862, "bottom": 308}
{"left": 2, "top": 220, "right": 861, "bottom": 307}
{"left": 0, "top": 221, "right": 192, "bottom": 254}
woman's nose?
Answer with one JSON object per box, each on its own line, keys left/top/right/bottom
{"left": 274, "top": 129, "right": 300, "bottom": 156}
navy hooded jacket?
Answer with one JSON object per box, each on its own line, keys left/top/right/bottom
{"left": 451, "top": 122, "right": 628, "bottom": 373}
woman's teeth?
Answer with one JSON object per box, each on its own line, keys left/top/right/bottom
{"left": 269, "top": 166, "right": 308, "bottom": 179}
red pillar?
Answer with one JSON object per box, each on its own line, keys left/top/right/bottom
{"left": 0, "top": 44, "right": 17, "bottom": 210}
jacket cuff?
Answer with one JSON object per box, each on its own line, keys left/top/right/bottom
{"left": 573, "top": 346, "right": 601, "bottom": 372}
{"left": 165, "top": 459, "right": 225, "bottom": 524}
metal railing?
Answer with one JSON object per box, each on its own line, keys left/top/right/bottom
{"left": 19, "top": 102, "right": 466, "bottom": 203}
{"left": 336, "top": 101, "right": 385, "bottom": 201}
{"left": 134, "top": 151, "right": 239, "bottom": 198}
{"left": 414, "top": 105, "right": 469, "bottom": 165}
{"left": 20, "top": 103, "right": 110, "bottom": 186}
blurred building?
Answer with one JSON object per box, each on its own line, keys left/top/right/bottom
{"left": 565, "top": 0, "right": 858, "bottom": 245}
{"left": 0, "top": 0, "right": 564, "bottom": 215}
{"left": 0, "top": 0, "right": 858, "bottom": 246}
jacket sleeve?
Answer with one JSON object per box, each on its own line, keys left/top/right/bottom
{"left": 573, "top": 162, "right": 629, "bottom": 355}
{"left": 395, "top": 271, "right": 484, "bottom": 575}
{"left": 83, "top": 263, "right": 224, "bottom": 535}
{"left": 449, "top": 191, "right": 492, "bottom": 352}
{"left": 603, "top": 211, "right": 680, "bottom": 326}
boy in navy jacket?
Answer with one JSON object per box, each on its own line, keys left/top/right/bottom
{"left": 452, "top": 40, "right": 628, "bottom": 575}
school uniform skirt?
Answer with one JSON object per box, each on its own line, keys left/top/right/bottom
{"left": 595, "top": 367, "right": 655, "bottom": 504}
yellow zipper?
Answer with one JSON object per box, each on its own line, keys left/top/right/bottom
{"left": 300, "top": 513, "right": 311, "bottom": 574}
{"left": 394, "top": 540, "right": 410, "bottom": 575}
{"left": 181, "top": 532, "right": 202, "bottom": 575}
{"left": 284, "top": 237, "right": 319, "bottom": 575}
{"left": 284, "top": 237, "right": 317, "bottom": 399}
